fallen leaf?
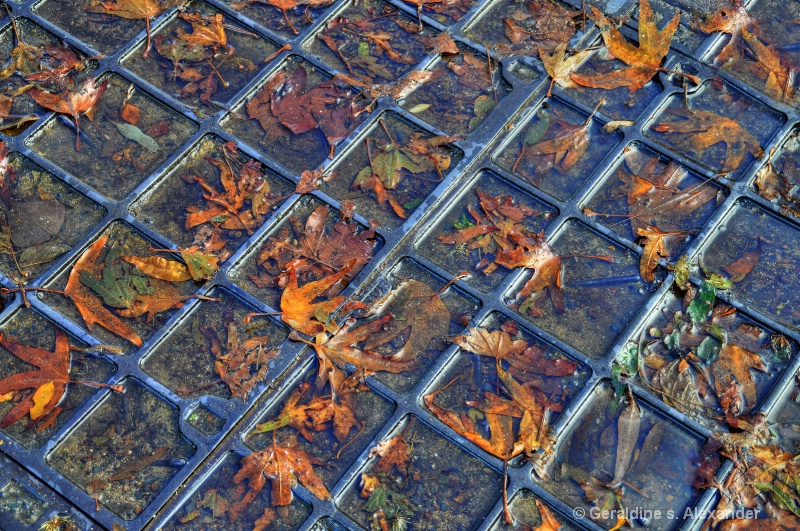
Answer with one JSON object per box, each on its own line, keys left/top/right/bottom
{"left": 609, "top": 401, "right": 640, "bottom": 488}
{"left": 280, "top": 261, "right": 355, "bottom": 335}
{"left": 723, "top": 238, "right": 762, "bottom": 282}
{"left": 539, "top": 43, "right": 592, "bottom": 96}
{"left": 86, "top": 0, "right": 174, "bottom": 57}
{"left": 570, "top": 0, "right": 679, "bottom": 92}
{"left": 713, "top": 344, "right": 767, "bottom": 409}
{"left": 28, "top": 77, "right": 108, "bottom": 150}
{"left": 651, "top": 108, "right": 764, "bottom": 173}
{"left": 121, "top": 255, "right": 192, "bottom": 282}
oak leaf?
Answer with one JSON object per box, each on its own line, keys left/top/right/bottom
{"left": 570, "top": 0, "right": 678, "bottom": 93}
{"left": 651, "top": 108, "right": 764, "bottom": 173}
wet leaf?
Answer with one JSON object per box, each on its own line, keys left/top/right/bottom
{"left": 0, "top": 329, "right": 69, "bottom": 428}
{"left": 8, "top": 200, "right": 65, "bottom": 248}
{"left": 28, "top": 78, "right": 109, "bottom": 151}
{"left": 280, "top": 261, "right": 356, "bottom": 335}
{"left": 652, "top": 108, "right": 764, "bottom": 174}
{"left": 229, "top": 439, "right": 330, "bottom": 520}
{"left": 17, "top": 243, "right": 70, "bottom": 268}
{"left": 695, "top": 0, "right": 757, "bottom": 64}
{"left": 362, "top": 279, "right": 451, "bottom": 360}
{"left": 713, "top": 344, "right": 767, "bottom": 409}
{"left": 637, "top": 226, "right": 668, "bottom": 283}
{"left": 451, "top": 327, "right": 528, "bottom": 362}
{"left": 654, "top": 359, "right": 702, "bottom": 415}
{"left": 65, "top": 236, "right": 143, "bottom": 346}
{"left": 495, "top": 229, "right": 564, "bottom": 313}
{"left": 571, "top": 0, "right": 680, "bottom": 92}
{"left": 112, "top": 122, "right": 159, "bottom": 153}
{"left": 609, "top": 401, "right": 640, "bottom": 488}
{"left": 539, "top": 43, "right": 592, "bottom": 96}
{"left": 86, "top": 0, "right": 175, "bottom": 57}
{"left": 534, "top": 499, "right": 562, "bottom": 531}
{"left": 370, "top": 430, "right": 413, "bottom": 476}
{"left": 121, "top": 255, "right": 192, "bottom": 282}
{"left": 408, "top": 103, "right": 431, "bottom": 113}
{"left": 723, "top": 239, "right": 762, "bottom": 282}
{"left": 687, "top": 281, "right": 717, "bottom": 324}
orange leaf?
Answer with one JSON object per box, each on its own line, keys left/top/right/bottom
{"left": 65, "top": 236, "right": 143, "bottom": 346}
{"left": 280, "top": 261, "right": 355, "bottom": 335}
{"left": 121, "top": 255, "right": 192, "bottom": 282}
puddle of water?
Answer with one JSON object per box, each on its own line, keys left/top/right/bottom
{"left": 646, "top": 79, "right": 784, "bottom": 179}
{"left": 489, "top": 489, "right": 580, "bottom": 530}
{"left": 47, "top": 378, "right": 196, "bottom": 521}
{"left": 142, "top": 288, "right": 287, "bottom": 400}
{"left": 244, "top": 359, "right": 395, "bottom": 488}
{"left": 310, "top": 517, "right": 350, "bottom": 530}
{"left": 582, "top": 142, "right": 725, "bottom": 253}
{"left": 161, "top": 450, "right": 311, "bottom": 530}
{"left": 121, "top": 1, "right": 280, "bottom": 112}
{"left": 635, "top": 290, "right": 793, "bottom": 429}
{"left": 229, "top": 194, "right": 381, "bottom": 309}
{"left": 33, "top": 0, "right": 178, "bottom": 55}
{"left": 357, "top": 257, "right": 481, "bottom": 394}
{"left": 506, "top": 220, "right": 657, "bottom": 359}
{"left": 464, "top": 0, "right": 586, "bottom": 59}
{"left": 494, "top": 97, "right": 623, "bottom": 201}
{"left": 129, "top": 134, "right": 293, "bottom": 255}
{"left": 699, "top": 198, "right": 800, "bottom": 330}
{"left": 425, "top": 310, "right": 591, "bottom": 451}
{"left": 416, "top": 169, "right": 557, "bottom": 293}
{"left": 221, "top": 56, "right": 363, "bottom": 175}
{"left": 0, "top": 153, "right": 106, "bottom": 282}
{"left": 0, "top": 308, "right": 116, "bottom": 449}
{"left": 224, "top": 0, "right": 334, "bottom": 38}
{"left": 305, "top": 0, "right": 434, "bottom": 84}
{"left": 338, "top": 415, "right": 502, "bottom": 530}
{"left": 546, "top": 383, "right": 707, "bottom": 531}
{"left": 321, "top": 112, "right": 463, "bottom": 231}
{"left": 186, "top": 405, "right": 225, "bottom": 437}
{"left": 0, "top": 479, "right": 47, "bottom": 527}
{"left": 42, "top": 222, "right": 203, "bottom": 355}
{"left": 400, "top": 48, "right": 512, "bottom": 136}
{"left": 26, "top": 73, "right": 198, "bottom": 201}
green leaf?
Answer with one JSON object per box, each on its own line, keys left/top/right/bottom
{"left": 673, "top": 255, "right": 690, "bottom": 290}
{"left": 615, "top": 342, "right": 639, "bottom": 374}
{"left": 755, "top": 482, "right": 800, "bottom": 517}
{"left": 706, "top": 274, "right": 732, "bottom": 290}
{"left": 79, "top": 247, "right": 152, "bottom": 309}
{"left": 372, "top": 148, "right": 422, "bottom": 189}
{"left": 403, "top": 197, "right": 422, "bottom": 210}
{"left": 473, "top": 95, "right": 496, "bottom": 120}
{"left": 687, "top": 281, "right": 716, "bottom": 324}
{"left": 354, "top": 165, "right": 374, "bottom": 187}
{"left": 611, "top": 364, "right": 625, "bottom": 397}
{"left": 358, "top": 41, "right": 370, "bottom": 57}
{"left": 408, "top": 103, "right": 430, "bottom": 114}
{"left": 696, "top": 336, "right": 721, "bottom": 363}
{"left": 663, "top": 329, "right": 682, "bottom": 350}
{"left": 453, "top": 213, "right": 475, "bottom": 230}
{"left": 524, "top": 109, "right": 550, "bottom": 146}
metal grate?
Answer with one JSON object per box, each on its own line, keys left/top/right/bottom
{"left": 1, "top": 0, "right": 800, "bottom": 529}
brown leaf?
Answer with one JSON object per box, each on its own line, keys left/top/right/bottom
{"left": 637, "top": 226, "right": 668, "bottom": 283}
{"left": 723, "top": 239, "right": 762, "bottom": 282}
{"left": 609, "top": 401, "right": 640, "bottom": 488}
{"left": 86, "top": 0, "right": 172, "bottom": 57}
{"left": 65, "top": 236, "right": 143, "bottom": 346}
{"left": 570, "top": 0, "right": 679, "bottom": 92}
{"left": 370, "top": 430, "right": 413, "bottom": 476}
{"left": 450, "top": 327, "right": 528, "bottom": 362}
{"left": 695, "top": 0, "right": 757, "bottom": 64}
{"left": 28, "top": 78, "right": 108, "bottom": 150}
{"left": 651, "top": 108, "right": 764, "bottom": 174}
{"left": 534, "top": 499, "right": 562, "bottom": 531}
{"left": 494, "top": 230, "right": 564, "bottom": 312}
{"left": 539, "top": 43, "right": 592, "bottom": 96}
{"left": 280, "top": 261, "right": 355, "bottom": 335}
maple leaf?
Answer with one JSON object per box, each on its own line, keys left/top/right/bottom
{"left": 228, "top": 439, "right": 330, "bottom": 521}
{"left": 741, "top": 28, "right": 795, "bottom": 103}
{"left": 28, "top": 77, "right": 108, "bottom": 151}
{"left": 651, "top": 108, "right": 764, "bottom": 173}
{"left": 361, "top": 279, "right": 451, "bottom": 360}
{"left": 64, "top": 236, "right": 143, "bottom": 346}
{"left": 85, "top": 0, "right": 173, "bottom": 57}
{"left": 539, "top": 43, "right": 592, "bottom": 97}
{"left": 695, "top": 0, "right": 757, "bottom": 64}
{"left": 450, "top": 327, "right": 528, "bottom": 363}
{"left": 369, "top": 427, "right": 413, "bottom": 476}
{"left": 178, "top": 12, "right": 229, "bottom": 50}
{"left": 494, "top": 229, "right": 564, "bottom": 313}
{"left": 0, "top": 329, "right": 69, "bottom": 428}
{"left": 280, "top": 261, "right": 357, "bottom": 335}
{"left": 570, "top": 0, "right": 679, "bottom": 93}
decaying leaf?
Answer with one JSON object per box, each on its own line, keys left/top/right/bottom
{"left": 28, "top": 77, "right": 108, "bottom": 150}
{"left": 86, "top": 0, "right": 177, "bottom": 57}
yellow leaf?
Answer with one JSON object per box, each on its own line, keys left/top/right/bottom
{"left": 30, "top": 382, "right": 55, "bottom": 420}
